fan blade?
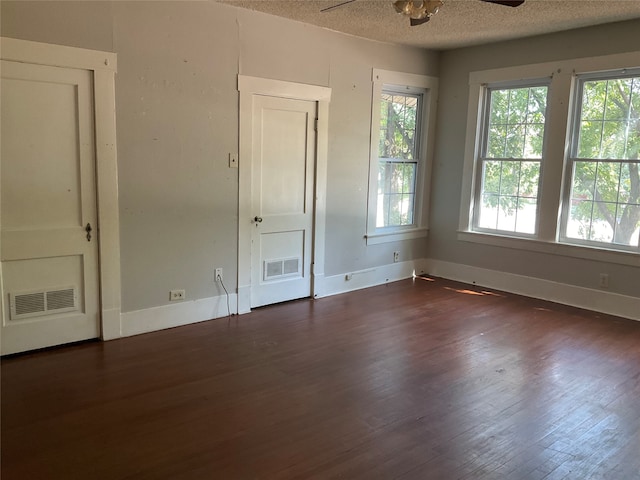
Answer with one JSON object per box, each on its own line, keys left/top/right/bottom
{"left": 320, "top": 0, "right": 357, "bottom": 12}
{"left": 410, "top": 16, "right": 431, "bottom": 26}
{"left": 479, "top": 0, "right": 525, "bottom": 6}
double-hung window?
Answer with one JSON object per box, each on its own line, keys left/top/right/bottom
{"left": 377, "top": 90, "right": 421, "bottom": 228}
{"left": 474, "top": 82, "right": 549, "bottom": 235}
{"left": 366, "top": 69, "right": 438, "bottom": 245}
{"left": 561, "top": 71, "right": 640, "bottom": 250}
{"left": 461, "top": 53, "right": 640, "bottom": 260}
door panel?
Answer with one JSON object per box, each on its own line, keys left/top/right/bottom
{"left": 2, "top": 76, "right": 84, "bottom": 229}
{"left": 261, "top": 108, "right": 308, "bottom": 216}
{"left": 250, "top": 96, "right": 316, "bottom": 308}
{"left": 1, "top": 60, "right": 100, "bottom": 355}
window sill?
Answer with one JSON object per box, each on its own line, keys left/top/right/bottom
{"left": 365, "top": 228, "right": 428, "bottom": 245}
{"left": 457, "top": 231, "right": 640, "bottom": 267}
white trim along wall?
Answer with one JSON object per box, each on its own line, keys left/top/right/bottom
{"left": 424, "top": 259, "right": 640, "bottom": 322}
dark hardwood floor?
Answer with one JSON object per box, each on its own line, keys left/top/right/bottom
{"left": 2, "top": 277, "right": 639, "bottom": 479}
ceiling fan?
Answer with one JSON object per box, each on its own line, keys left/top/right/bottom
{"left": 321, "top": 0, "right": 525, "bottom": 27}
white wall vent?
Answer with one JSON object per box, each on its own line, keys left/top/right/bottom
{"left": 9, "top": 286, "right": 78, "bottom": 321}
{"left": 263, "top": 257, "right": 301, "bottom": 281}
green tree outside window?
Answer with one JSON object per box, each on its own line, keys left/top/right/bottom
{"left": 567, "top": 76, "right": 640, "bottom": 246}
{"left": 477, "top": 85, "right": 548, "bottom": 234}
{"left": 377, "top": 92, "right": 421, "bottom": 228}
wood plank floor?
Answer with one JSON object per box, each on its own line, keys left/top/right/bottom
{"left": 2, "top": 277, "right": 640, "bottom": 479}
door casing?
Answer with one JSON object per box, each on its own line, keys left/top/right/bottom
{"left": 0, "top": 37, "right": 122, "bottom": 343}
{"left": 237, "top": 75, "right": 331, "bottom": 314}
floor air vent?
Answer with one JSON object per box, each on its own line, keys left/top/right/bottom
{"left": 10, "top": 287, "right": 78, "bottom": 321}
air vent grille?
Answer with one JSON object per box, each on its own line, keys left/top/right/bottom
{"left": 10, "top": 286, "right": 78, "bottom": 321}
{"left": 46, "top": 289, "right": 76, "bottom": 311}
{"left": 263, "top": 257, "right": 301, "bottom": 281}
{"left": 266, "top": 261, "right": 283, "bottom": 279}
{"left": 15, "top": 292, "right": 46, "bottom": 317}
{"left": 284, "top": 259, "right": 299, "bottom": 275}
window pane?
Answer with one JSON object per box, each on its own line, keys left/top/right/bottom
{"left": 515, "top": 198, "right": 538, "bottom": 234}
{"left": 581, "top": 81, "right": 607, "bottom": 120}
{"left": 377, "top": 161, "right": 417, "bottom": 228}
{"left": 601, "top": 121, "right": 627, "bottom": 158}
{"left": 595, "top": 162, "right": 621, "bottom": 203}
{"left": 487, "top": 125, "right": 507, "bottom": 158}
{"left": 619, "top": 205, "right": 640, "bottom": 246}
{"left": 482, "top": 161, "right": 501, "bottom": 194}
{"left": 567, "top": 199, "right": 593, "bottom": 240}
{"left": 605, "top": 78, "right": 632, "bottom": 120}
{"left": 505, "top": 125, "right": 525, "bottom": 158}
{"left": 589, "top": 203, "right": 615, "bottom": 243}
{"left": 499, "top": 161, "right": 520, "bottom": 196}
{"left": 486, "top": 85, "right": 548, "bottom": 160}
{"left": 508, "top": 88, "right": 529, "bottom": 125}
{"left": 490, "top": 90, "right": 509, "bottom": 124}
{"left": 577, "top": 75, "right": 640, "bottom": 160}
{"left": 519, "top": 161, "right": 540, "bottom": 198}
{"left": 571, "top": 161, "right": 596, "bottom": 200}
{"left": 577, "top": 121, "right": 602, "bottom": 158}
{"left": 477, "top": 159, "right": 540, "bottom": 234}
{"left": 619, "top": 162, "right": 634, "bottom": 203}
{"left": 379, "top": 93, "right": 419, "bottom": 160}
{"left": 632, "top": 78, "right": 640, "bottom": 119}
{"left": 497, "top": 196, "right": 517, "bottom": 231}
{"left": 403, "top": 193, "right": 415, "bottom": 225}
{"left": 565, "top": 160, "right": 640, "bottom": 247}
{"left": 524, "top": 123, "right": 544, "bottom": 158}
{"left": 479, "top": 194, "right": 499, "bottom": 230}
{"left": 628, "top": 118, "right": 640, "bottom": 159}
{"left": 528, "top": 86, "right": 547, "bottom": 123}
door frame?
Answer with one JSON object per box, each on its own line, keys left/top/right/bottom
{"left": 0, "top": 37, "right": 122, "bottom": 340}
{"left": 237, "top": 76, "right": 331, "bottom": 314}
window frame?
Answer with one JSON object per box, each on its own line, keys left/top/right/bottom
{"left": 377, "top": 87, "right": 423, "bottom": 229}
{"left": 472, "top": 78, "right": 551, "bottom": 238}
{"left": 458, "top": 51, "right": 640, "bottom": 262}
{"left": 365, "top": 69, "right": 438, "bottom": 245}
{"left": 559, "top": 69, "right": 640, "bottom": 252}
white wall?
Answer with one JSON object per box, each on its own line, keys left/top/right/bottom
{"left": 1, "top": 1, "right": 438, "bottom": 315}
{"left": 4, "top": 2, "right": 637, "bottom": 327}
{"left": 430, "top": 19, "right": 640, "bottom": 300}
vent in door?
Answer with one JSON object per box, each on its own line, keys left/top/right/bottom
{"left": 263, "top": 257, "right": 301, "bottom": 281}
{"left": 10, "top": 286, "right": 78, "bottom": 320}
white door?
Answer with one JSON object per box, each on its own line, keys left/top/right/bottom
{"left": 250, "top": 95, "right": 317, "bottom": 308}
{"left": 1, "top": 60, "right": 100, "bottom": 355}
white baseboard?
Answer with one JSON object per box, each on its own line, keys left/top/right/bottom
{"left": 118, "top": 258, "right": 637, "bottom": 339}
{"left": 425, "top": 259, "right": 640, "bottom": 321}
{"left": 120, "top": 293, "right": 237, "bottom": 338}
{"left": 315, "top": 259, "right": 428, "bottom": 298}
{"left": 236, "top": 285, "right": 251, "bottom": 315}
{"left": 101, "top": 307, "right": 122, "bottom": 340}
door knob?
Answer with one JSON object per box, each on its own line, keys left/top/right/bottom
{"left": 85, "top": 223, "right": 93, "bottom": 242}
{"left": 254, "top": 216, "right": 263, "bottom": 223}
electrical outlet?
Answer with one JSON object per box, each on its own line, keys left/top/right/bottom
{"left": 215, "top": 268, "right": 223, "bottom": 282}
{"left": 170, "top": 289, "right": 185, "bottom": 301}
{"left": 393, "top": 251, "right": 400, "bottom": 263}
{"left": 599, "top": 273, "right": 609, "bottom": 289}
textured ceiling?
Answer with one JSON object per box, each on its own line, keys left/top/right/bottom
{"left": 219, "top": 0, "right": 640, "bottom": 50}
